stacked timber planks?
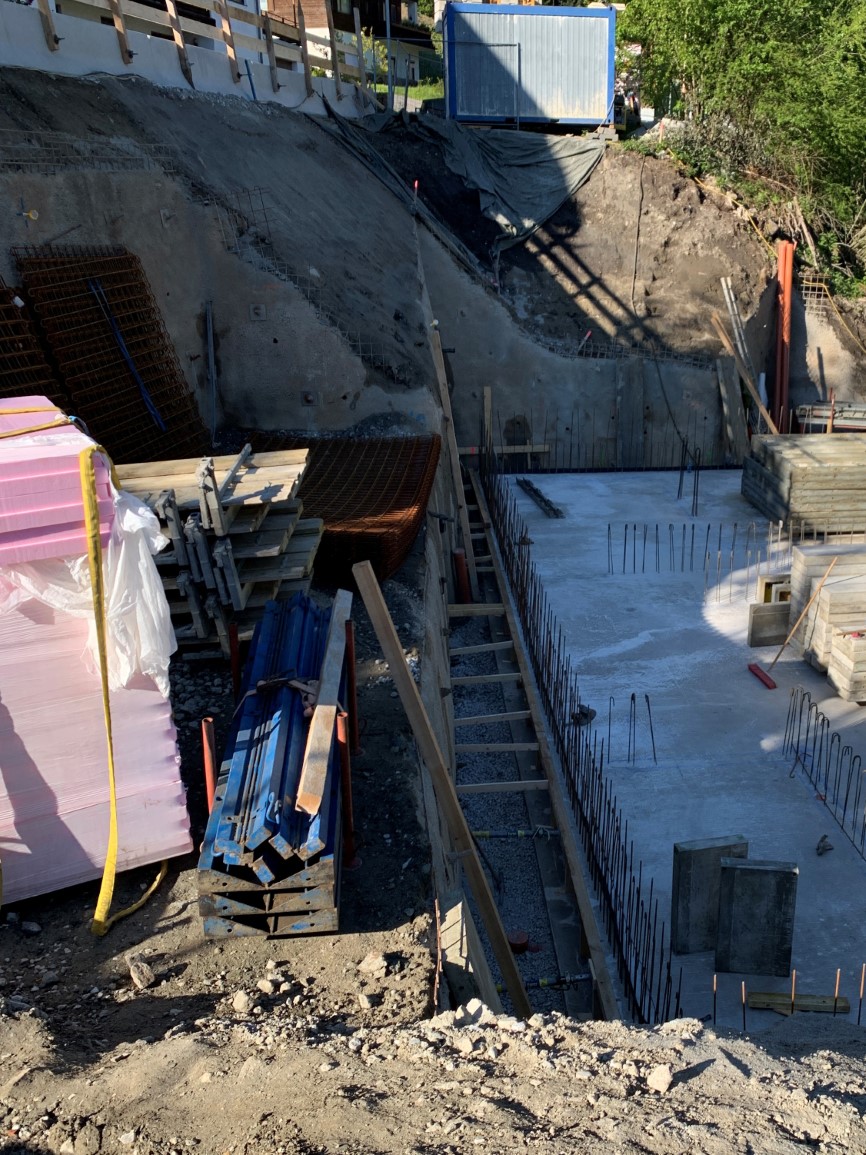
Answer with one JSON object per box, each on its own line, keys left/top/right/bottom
{"left": 790, "top": 544, "right": 866, "bottom": 670}
{"left": 116, "top": 445, "right": 322, "bottom": 654}
{"left": 828, "top": 630, "right": 866, "bottom": 702}
{"left": 197, "top": 593, "right": 348, "bottom": 937}
{"left": 743, "top": 434, "right": 866, "bottom": 530}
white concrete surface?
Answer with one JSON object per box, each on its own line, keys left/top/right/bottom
{"left": 512, "top": 470, "right": 866, "bottom": 1029}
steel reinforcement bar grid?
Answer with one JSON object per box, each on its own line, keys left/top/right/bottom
{"left": 248, "top": 434, "right": 442, "bottom": 584}
{"left": 481, "top": 453, "right": 675, "bottom": 1024}
{"left": 0, "top": 279, "right": 66, "bottom": 408}
{"left": 13, "top": 245, "right": 208, "bottom": 464}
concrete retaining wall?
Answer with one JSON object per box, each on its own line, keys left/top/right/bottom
{"left": 0, "top": 1, "right": 362, "bottom": 117}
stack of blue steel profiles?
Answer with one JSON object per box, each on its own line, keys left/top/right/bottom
{"left": 197, "top": 593, "right": 343, "bottom": 937}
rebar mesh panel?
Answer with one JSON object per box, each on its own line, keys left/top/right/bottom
{"left": 247, "top": 434, "right": 441, "bottom": 582}
{"left": 0, "top": 278, "right": 66, "bottom": 408}
{"left": 14, "top": 245, "right": 208, "bottom": 464}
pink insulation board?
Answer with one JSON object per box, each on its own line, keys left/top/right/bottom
{"left": 0, "top": 600, "right": 191, "bottom": 904}
{"left": 0, "top": 396, "right": 112, "bottom": 563}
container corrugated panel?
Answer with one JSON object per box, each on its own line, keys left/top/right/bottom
{"left": 446, "top": 3, "right": 615, "bottom": 125}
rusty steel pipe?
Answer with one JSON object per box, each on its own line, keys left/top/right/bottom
{"left": 201, "top": 716, "right": 217, "bottom": 813}
{"left": 337, "top": 710, "right": 361, "bottom": 869}
{"left": 453, "top": 547, "right": 472, "bottom": 604}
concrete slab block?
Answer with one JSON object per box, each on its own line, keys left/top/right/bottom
{"left": 671, "top": 836, "right": 748, "bottom": 954}
{"left": 716, "top": 858, "right": 798, "bottom": 977}
{"left": 747, "top": 602, "right": 790, "bottom": 647}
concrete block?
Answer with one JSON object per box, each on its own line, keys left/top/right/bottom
{"left": 747, "top": 602, "right": 791, "bottom": 647}
{"left": 716, "top": 858, "right": 798, "bottom": 977}
{"left": 671, "top": 836, "right": 748, "bottom": 954}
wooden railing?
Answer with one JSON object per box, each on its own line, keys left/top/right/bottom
{"left": 27, "top": 0, "right": 369, "bottom": 99}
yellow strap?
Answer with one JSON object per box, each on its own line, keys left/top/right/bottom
{"left": 79, "top": 445, "right": 165, "bottom": 935}
{"left": 0, "top": 405, "right": 61, "bottom": 413}
{"left": 0, "top": 417, "right": 72, "bottom": 440}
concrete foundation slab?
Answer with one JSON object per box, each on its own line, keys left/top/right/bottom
{"left": 716, "top": 858, "right": 798, "bottom": 978}
{"left": 671, "top": 836, "right": 748, "bottom": 954}
{"left": 511, "top": 470, "right": 866, "bottom": 1028}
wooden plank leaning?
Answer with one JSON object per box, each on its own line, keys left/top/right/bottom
{"left": 296, "top": 589, "right": 354, "bottom": 815}
{"left": 163, "top": 0, "right": 195, "bottom": 87}
{"left": 105, "top": 0, "right": 133, "bottom": 64}
{"left": 353, "top": 559, "right": 532, "bottom": 1019}
{"left": 261, "top": 13, "right": 281, "bottom": 93}
{"left": 35, "top": 0, "right": 60, "bottom": 51}
{"left": 296, "top": 0, "right": 315, "bottom": 99}
{"left": 711, "top": 311, "right": 778, "bottom": 435}
{"left": 324, "top": 0, "right": 343, "bottom": 101}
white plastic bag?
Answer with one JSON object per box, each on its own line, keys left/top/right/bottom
{"left": 0, "top": 487, "right": 176, "bottom": 697}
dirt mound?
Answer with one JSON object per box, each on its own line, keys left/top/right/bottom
{"left": 368, "top": 124, "right": 772, "bottom": 359}
{"left": 3, "top": 1000, "right": 864, "bottom": 1153}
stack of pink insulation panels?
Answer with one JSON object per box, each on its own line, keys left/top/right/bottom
{"left": 0, "top": 397, "right": 191, "bottom": 905}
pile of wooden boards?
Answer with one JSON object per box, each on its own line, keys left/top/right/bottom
{"left": 197, "top": 591, "right": 350, "bottom": 937}
{"left": 743, "top": 434, "right": 866, "bottom": 530}
{"left": 116, "top": 445, "right": 322, "bottom": 655}
{"left": 828, "top": 630, "right": 866, "bottom": 702}
{"left": 791, "top": 543, "right": 866, "bottom": 672}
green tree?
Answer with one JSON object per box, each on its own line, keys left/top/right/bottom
{"left": 619, "top": 0, "right": 866, "bottom": 276}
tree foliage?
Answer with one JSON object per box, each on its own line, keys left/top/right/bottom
{"left": 619, "top": 0, "right": 866, "bottom": 276}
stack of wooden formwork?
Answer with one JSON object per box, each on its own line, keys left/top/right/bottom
{"left": 828, "top": 630, "right": 866, "bottom": 701}
{"left": 116, "top": 445, "right": 323, "bottom": 653}
{"left": 790, "top": 543, "right": 866, "bottom": 671}
{"left": 743, "top": 434, "right": 866, "bottom": 530}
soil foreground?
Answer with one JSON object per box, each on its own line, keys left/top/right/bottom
{"left": 2, "top": 573, "right": 866, "bottom": 1154}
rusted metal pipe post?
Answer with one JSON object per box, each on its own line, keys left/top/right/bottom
{"left": 453, "top": 548, "right": 472, "bottom": 604}
{"left": 344, "top": 619, "right": 361, "bottom": 755}
{"left": 201, "top": 716, "right": 217, "bottom": 813}
{"left": 337, "top": 711, "right": 361, "bottom": 869}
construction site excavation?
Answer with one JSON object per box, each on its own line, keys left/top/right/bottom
{"left": 1, "top": 3, "right": 866, "bottom": 1151}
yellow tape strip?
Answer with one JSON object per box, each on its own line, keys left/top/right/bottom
{"left": 0, "top": 417, "right": 72, "bottom": 440}
{"left": 0, "top": 405, "right": 61, "bottom": 413}
{"left": 79, "top": 446, "right": 166, "bottom": 935}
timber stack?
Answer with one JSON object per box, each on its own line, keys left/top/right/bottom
{"left": 742, "top": 433, "right": 866, "bottom": 530}
{"left": 116, "top": 445, "right": 322, "bottom": 655}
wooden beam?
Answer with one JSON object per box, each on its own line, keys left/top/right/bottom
{"left": 748, "top": 991, "right": 851, "bottom": 1015}
{"left": 468, "top": 472, "right": 621, "bottom": 1022}
{"left": 214, "top": 0, "right": 242, "bottom": 83}
{"left": 353, "top": 560, "right": 532, "bottom": 1019}
{"left": 352, "top": 6, "right": 369, "bottom": 103}
{"left": 448, "top": 603, "right": 504, "bottom": 617}
{"left": 35, "top": 0, "right": 60, "bottom": 51}
{"left": 455, "top": 742, "right": 540, "bottom": 753}
{"left": 260, "top": 13, "right": 281, "bottom": 93}
{"left": 163, "top": 0, "right": 195, "bottom": 87}
{"left": 296, "top": 0, "right": 315, "bottom": 98}
{"left": 324, "top": 0, "right": 343, "bottom": 100}
{"left": 105, "top": 0, "right": 133, "bottom": 64}
{"left": 430, "top": 327, "right": 479, "bottom": 600}
{"left": 452, "top": 672, "right": 522, "bottom": 686}
{"left": 454, "top": 710, "right": 532, "bottom": 727}
{"left": 295, "top": 589, "right": 353, "bottom": 815}
{"left": 459, "top": 443, "right": 551, "bottom": 457}
{"left": 711, "top": 311, "right": 778, "bottom": 434}
{"left": 450, "top": 640, "right": 513, "bottom": 657}
{"left": 456, "top": 779, "right": 549, "bottom": 795}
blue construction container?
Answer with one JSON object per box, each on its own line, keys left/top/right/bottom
{"left": 443, "top": 3, "right": 616, "bottom": 126}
